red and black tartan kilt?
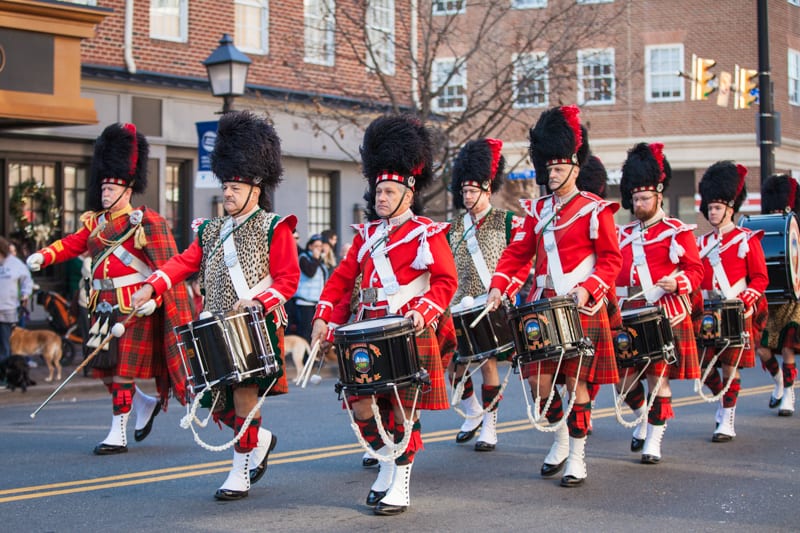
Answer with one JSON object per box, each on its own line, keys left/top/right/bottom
{"left": 346, "top": 310, "right": 451, "bottom": 411}
{"left": 761, "top": 300, "right": 800, "bottom": 352}
{"left": 699, "top": 298, "right": 765, "bottom": 369}
{"left": 621, "top": 298, "right": 700, "bottom": 380}
{"left": 520, "top": 290, "right": 619, "bottom": 385}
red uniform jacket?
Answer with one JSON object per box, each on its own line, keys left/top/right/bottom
{"left": 697, "top": 224, "right": 768, "bottom": 310}
{"left": 490, "top": 191, "right": 621, "bottom": 308}
{"left": 314, "top": 214, "right": 457, "bottom": 327}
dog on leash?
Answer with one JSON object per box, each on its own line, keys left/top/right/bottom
{"left": 0, "top": 355, "right": 36, "bottom": 392}
{"left": 10, "top": 327, "right": 62, "bottom": 382}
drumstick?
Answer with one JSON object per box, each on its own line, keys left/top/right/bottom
{"left": 469, "top": 304, "right": 493, "bottom": 329}
{"left": 31, "top": 309, "right": 138, "bottom": 419}
{"left": 298, "top": 340, "right": 320, "bottom": 388}
{"left": 626, "top": 275, "right": 678, "bottom": 301}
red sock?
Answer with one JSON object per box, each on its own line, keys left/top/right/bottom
{"left": 783, "top": 363, "right": 797, "bottom": 387}
{"left": 722, "top": 378, "right": 740, "bottom": 408}
{"left": 395, "top": 421, "right": 423, "bottom": 466}
{"left": 624, "top": 380, "right": 646, "bottom": 410}
{"left": 648, "top": 397, "right": 674, "bottom": 426}
{"left": 704, "top": 369, "right": 724, "bottom": 396}
{"left": 763, "top": 355, "right": 780, "bottom": 377}
{"left": 112, "top": 382, "right": 134, "bottom": 415}
{"left": 567, "top": 402, "right": 592, "bottom": 438}
{"left": 481, "top": 385, "right": 502, "bottom": 411}
{"left": 234, "top": 416, "right": 261, "bottom": 453}
{"left": 536, "top": 389, "right": 563, "bottom": 423}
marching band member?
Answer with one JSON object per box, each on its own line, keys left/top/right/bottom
{"left": 756, "top": 174, "right": 799, "bottom": 416}
{"left": 132, "top": 111, "right": 299, "bottom": 500}
{"left": 696, "top": 162, "right": 768, "bottom": 441}
{"left": 447, "top": 138, "right": 524, "bottom": 451}
{"left": 27, "top": 123, "right": 192, "bottom": 455}
{"left": 487, "top": 105, "right": 622, "bottom": 487}
{"left": 616, "top": 142, "right": 704, "bottom": 464}
{"left": 310, "top": 115, "right": 457, "bottom": 515}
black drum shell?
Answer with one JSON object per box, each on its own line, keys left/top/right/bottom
{"left": 698, "top": 298, "right": 745, "bottom": 348}
{"left": 451, "top": 299, "right": 515, "bottom": 364}
{"left": 614, "top": 306, "right": 673, "bottom": 368}
{"left": 510, "top": 295, "right": 585, "bottom": 364}
{"left": 739, "top": 213, "right": 800, "bottom": 303}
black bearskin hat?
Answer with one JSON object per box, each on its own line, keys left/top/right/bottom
{"left": 451, "top": 138, "right": 506, "bottom": 210}
{"left": 698, "top": 161, "right": 748, "bottom": 218}
{"left": 529, "top": 105, "right": 589, "bottom": 185}
{"left": 619, "top": 142, "right": 672, "bottom": 211}
{"left": 761, "top": 174, "right": 800, "bottom": 215}
{"left": 576, "top": 154, "right": 608, "bottom": 198}
{"left": 211, "top": 110, "right": 283, "bottom": 210}
{"left": 360, "top": 114, "right": 433, "bottom": 218}
{"left": 87, "top": 123, "right": 148, "bottom": 211}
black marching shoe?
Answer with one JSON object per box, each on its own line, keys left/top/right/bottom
{"left": 93, "top": 443, "right": 128, "bottom": 455}
{"left": 366, "top": 489, "right": 387, "bottom": 507}
{"left": 560, "top": 475, "right": 585, "bottom": 488}
{"left": 711, "top": 432, "right": 733, "bottom": 443}
{"left": 250, "top": 431, "right": 277, "bottom": 485}
{"left": 540, "top": 459, "right": 566, "bottom": 478}
{"left": 362, "top": 455, "right": 379, "bottom": 468}
{"left": 768, "top": 395, "right": 781, "bottom": 408}
{"left": 214, "top": 487, "right": 249, "bottom": 501}
{"left": 641, "top": 454, "right": 661, "bottom": 464}
{"left": 374, "top": 501, "right": 407, "bottom": 515}
{"left": 134, "top": 403, "right": 161, "bottom": 442}
{"left": 630, "top": 437, "right": 645, "bottom": 452}
{"left": 474, "top": 441, "right": 496, "bottom": 452}
{"left": 455, "top": 422, "right": 482, "bottom": 444}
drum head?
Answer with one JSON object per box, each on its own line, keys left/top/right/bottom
{"left": 451, "top": 293, "right": 488, "bottom": 314}
{"left": 621, "top": 306, "right": 660, "bottom": 320}
{"left": 336, "top": 316, "right": 411, "bottom": 335}
{"left": 787, "top": 214, "right": 800, "bottom": 299}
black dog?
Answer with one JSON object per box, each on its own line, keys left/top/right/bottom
{"left": 0, "top": 355, "right": 36, "bottom": 392}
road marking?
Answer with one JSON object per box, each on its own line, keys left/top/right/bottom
{"left": 0, "top": 384, "right": 779, "bottom": 503}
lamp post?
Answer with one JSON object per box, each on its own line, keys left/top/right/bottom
{"left": 203, "top": 34, "right": 252, "bottom": 114}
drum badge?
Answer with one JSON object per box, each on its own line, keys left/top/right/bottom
{"left": 614, "top": 330, "right": 636, "bottom": 361}
{"left": 349, "top": 343, "right": 382, "bottom": 383}
{"left": 522, "top": 315, "right": 545, "bottom": 349}
{"left": 699, "top": 312, "right": 719, "bottom": 342}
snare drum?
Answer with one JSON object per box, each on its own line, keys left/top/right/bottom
{"left": 175, "top": 307, "right": 279, "bottom": 395}
{"left": 739, "top": 213, "right": 800, "bottom": 302}
{"left": 614, "top": 306, "right": 675, "bottom": 368}
{"left": 334, "top": 316, "right": 424, "bottom": 395}
{"left": 510, "top": 295, "right": 588, "bottom": 364}
{"left": 451, "top": 294, "right": 515, "bottom": 364}
{"left": 698, "top": 299, "right": 746, "bottom": 348}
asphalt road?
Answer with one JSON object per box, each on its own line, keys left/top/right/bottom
{"left": 0, "top": 362, "right": 797, "bottom": 532}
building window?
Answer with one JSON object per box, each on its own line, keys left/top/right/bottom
{"left": 645, "top": 44, "right": 683, "bottom": 102}
{"left": 577, "top": 0, "right": 612, "bottom": 4}
{"left": 790, "top": 49, "right": 800, "bottom": 105}
{"left": 512, "top": 0, "right": 546, "bottom": 8}
{"left": 308, "top": 171, "right": 334, "bottom": 237}
{"left": 432, "top": 0, "right": 464, "bottom": 15}
{"left": 165, "top": 161, "right": 191, "bottom": 251}
{"left": 62, "top": 164, "right": 88, "bottom": 235}
{"left": 305, "top": 0, "right": 335, "bottom": 66}
{"left": 578, "top": 48, "right": 615, "bottom": 105}
{"left": 6, "top": 162, "right": 57, "bottom": 252}
{"left": 432, "top": 58, "right": 467, "bottom": 112}
{"left": 366, "top": 0, "right": 395, "bottom": 75}
{"left": 235, "top": 0, "right": 269, "bottom": 55}
{"left": 150, "top": 0, "right": 188, "bottom": 43}
{"left": 513, "top": 52, "right": 548, "bottom": 108}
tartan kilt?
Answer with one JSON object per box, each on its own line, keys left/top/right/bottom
{"left": 621, "top": 298, "right": 700, "bottom": 380}
{"left": 346, "top": 309, "right": 450, "bottom": 411}
{"left": 699, "top": 298, "right": 764, "bottom": 369}
{"left": 520, "top": 291, "right": 619, "bottom": 385}
{"left": 761, "top": 300, "right": 800, "bottom": 352}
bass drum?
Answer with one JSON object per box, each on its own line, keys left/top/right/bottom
{"left": 739, "top": 212, "right": 800, "bottom": 303}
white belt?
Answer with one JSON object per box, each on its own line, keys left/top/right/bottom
{"left": 92, "top": 273, "right": 146, "bottom": 291}
{"left": 361, "top": 273, "right": 431, "bottom": 312}
{"left": 535, "top": 255, "right": 595, "bottom": 295}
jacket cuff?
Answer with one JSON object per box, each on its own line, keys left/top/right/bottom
{"left": 413, "top": 297, "right": 445, "bottom": 327}
{"left": 314, "top": 301, "right": 334, "bottom": 323}
{"left": 581, "top": 275, "right": 608, "bottom": 303}
{"left": 490, "top": 272, "right": 511, "bottom": 294}
{"left": 675, "top": 273, "right": 692, "bottom": 295}
{"left": 739, "top": 288, "right": 759, "bottom": 309}
{"left": 255, "top": 288, "right": 285, "bottom": 314}
{"left": 145, "top": 270, "right": 172, "bottom": 297}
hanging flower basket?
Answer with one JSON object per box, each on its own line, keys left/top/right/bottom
{"left": 9, "top": 179, "right": 61, "bottom": 248}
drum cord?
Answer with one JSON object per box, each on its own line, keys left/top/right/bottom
{"left": 343, "top": 387, "right": 418, "bottom": 463}
{"left": 180, "top": 381, "right": 275, "bottom": 452}
{"left": 693, "top": 337, "right": 747, "bottom": 403}
{"left": 612, "top": 364, "right": 667, "bottom": 429}
{"left": 519, "top": 348, "right": 582, "bottom": 432}
{"left": 449, "top": 361, "right": 513, "bottom": 418}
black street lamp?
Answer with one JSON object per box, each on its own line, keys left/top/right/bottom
{"left": 203, "top": 34, "right": 252, "bottom": 114}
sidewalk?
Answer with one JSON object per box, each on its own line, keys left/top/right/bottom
{"left": 0, "top": 358, "right": 106, "bottom": 407}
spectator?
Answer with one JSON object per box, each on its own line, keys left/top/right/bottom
{"left": 0, "top": 236, "right": 33, "bottom": 371}
{"left": 293, "top": 234, "right": 327, "bottom": 342}
{"left": 321, "top": 229, "right": 338, "bottom": 270}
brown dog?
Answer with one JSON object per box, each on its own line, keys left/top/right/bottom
{"left": 10, "top": 327, "right": 62, "bottom": 382}
{"left": 284, "top": 334, "right": 336, "bottom": 381}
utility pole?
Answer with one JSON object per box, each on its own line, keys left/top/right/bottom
{"left": 758, "top": 0, "right": 776, "bottom": 183}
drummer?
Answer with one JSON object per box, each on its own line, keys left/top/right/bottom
{"left": 446, "top": 138, "right": 525, "bottom": 451}
{"left": 755, "top": 174, "right": 799, "bottom": 416}
{"left": 696, "top": 162, "right": 768, "bottom": 441}
{"left": 615, "top": 142, "right": 704, "bottom": 464}
{"left": 487, "top": 105, "right": 622, "bottom": 487}
{"left": 310, "top": 115, "right": 457, "bottom": 515}
{"left": 132, "top": 111, "right": 299, "bottom": 500}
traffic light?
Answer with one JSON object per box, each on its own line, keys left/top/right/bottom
{"left": 691, "top": 54, "right": 717, "bottom": 100}
{"left": 734, "top": 65, "right": 759, "bottom": 109}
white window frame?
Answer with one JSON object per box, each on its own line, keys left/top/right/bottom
{"left": 577, "top": 0, "right": 612, "bottom": 4}
{"left": 235, "top": 0, "right": 269, "bottom": 55}
{"left": 432, "top": 57, "right": 467, "bottom": 112}
{"left": 790, "top": 49, "right": 800, "bottom": 106}
{"left": 304, "top": 0, "right": 336, "bottom": 66}
{"left": 789, "top": 0, "right": 800, "bottom": 7}
{"left": 578, "top": 47, "right": 615, "bottom": 106}
{"left": 645, "top": 44, "right": 684, "bottom": 103}
{"left": 513, "top": 52, "right": 549, "bottom": 109}
{"left": 432, "top": 0, "right": 465, "bottom": 15}
{"left": 512, "top": 0, "right": 546, "bottom": 9}
{"left": 149, "top": 0, "right": 188, "bottom": 43}
{"left": 366, "top": 0, "right": 395, "bottom": 75}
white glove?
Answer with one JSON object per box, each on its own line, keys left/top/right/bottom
{"left": 26, "top": 253, "right": 44, "bottom": 272}
{"left": 135, "top": 299, "right": 157, "bottom": 317}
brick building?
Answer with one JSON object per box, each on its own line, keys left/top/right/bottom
{"left": 1, "top": 0, "right": 799, "bottom": 296}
